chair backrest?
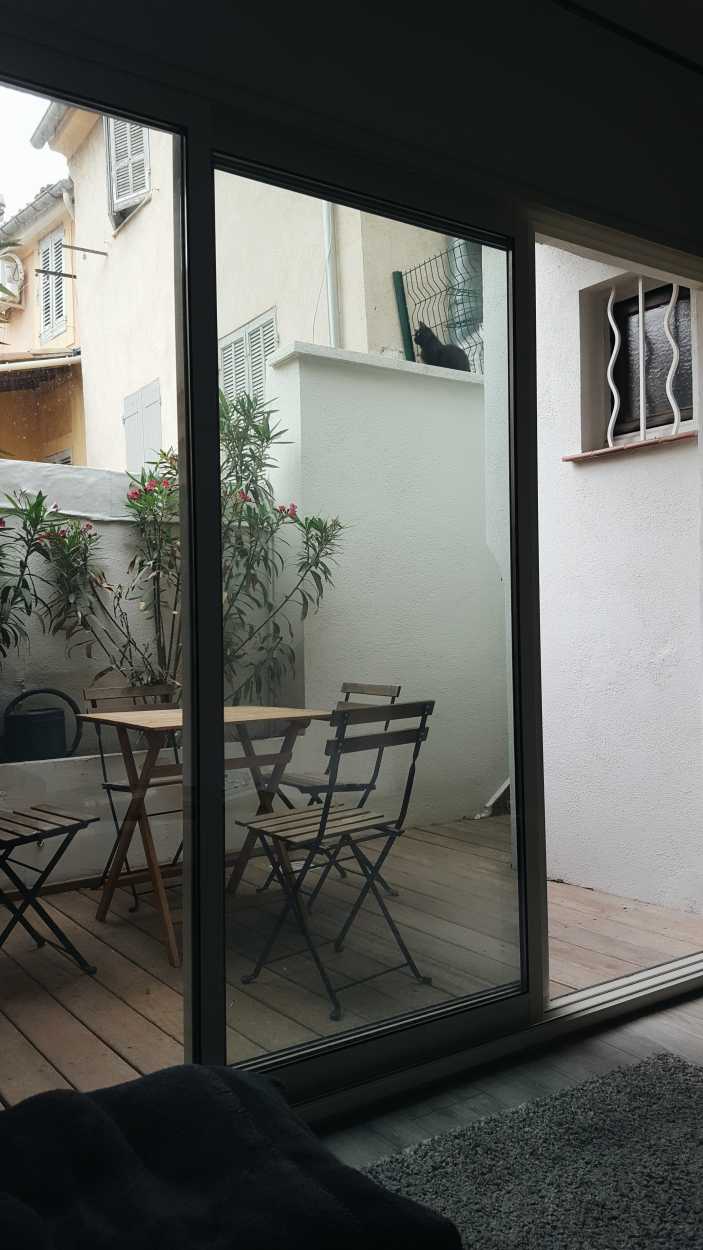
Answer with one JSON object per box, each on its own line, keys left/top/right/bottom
{"left": 84, "top": 681, "right": 181, "bottom": 782}
{"left": 319, "top": 700, "right": 434, "bottom": 834}
{"left": 83, "top": 681, "right": 180, "bottom": 712}
{"left": 339, "top": 682, "right": 402, "bottom": 702}
{"left": 331, "top": 681, "right": 402, "bottom": 796}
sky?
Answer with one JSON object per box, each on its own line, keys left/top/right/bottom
{"left": 0, "top": 86, "right": 69, "bottom": 222}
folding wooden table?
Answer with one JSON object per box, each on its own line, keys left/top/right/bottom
{"left": 80, "top": 706, "right": 329, "bottom": 966}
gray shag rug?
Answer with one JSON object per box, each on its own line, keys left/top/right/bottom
{"left": 365, "top": 1053, "right": 703, "bottom": 1248}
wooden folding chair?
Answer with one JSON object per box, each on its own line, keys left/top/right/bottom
{"left": 83, "top": 680, "right": 182, "bottom": 909}
{"left": 0, "top": 805, "right": 99, "bottom": 973}
{"left": 256, "top": 681, "right": 402, "bottom": 899}
{"left": 237, "top": 699, "right": 435, "bottom": 1019}
{"left": 278, "top": 681, "right": 401, "bottom": 807}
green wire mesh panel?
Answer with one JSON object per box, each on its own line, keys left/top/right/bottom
{"left": 396, "top": 239, "right": 484, "bottom": 373}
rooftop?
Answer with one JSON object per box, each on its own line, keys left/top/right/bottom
{"left": 0, "top": 178, "right": 73, "bottom": 246}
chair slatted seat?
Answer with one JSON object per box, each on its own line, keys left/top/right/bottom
{"left": 0, "top": 806, "right": 98, "bottom": 973}
{"left": 236, "top": 699, "right": 435, "bottom": 1020}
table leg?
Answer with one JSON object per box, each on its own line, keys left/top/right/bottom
{"left": 237, "top": 720, "right": 307, "bottom": 815}
{"left": 96, "top": 730, "right": 181, "bottom": 967}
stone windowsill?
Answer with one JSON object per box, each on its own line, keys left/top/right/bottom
{"left": 563, "top": 430, "right": 698, "bottom": 463}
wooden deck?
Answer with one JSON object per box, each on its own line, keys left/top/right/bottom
{"left": 1, "top": 814, "right": 702, "bottom": 1107}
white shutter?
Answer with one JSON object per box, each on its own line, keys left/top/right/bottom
{"left": 108, "top": 117, "right": 151, "bottom": 212}
{"left": 123, "top": 388, "right": 143, "bottom": 475}
{"left": 141, "top": 380, "right": 162, "bottom": 464}
{"left": 219, "top": 310, "right": 278, "bottom": 404}
{"left": 38, "top": 227, "right": 65, "bottom": 338}
{"left": 51, "top": 232, "right": 65, "bottom": 327}
{"left": 123, "top": 380, "right": 162, "bottom": 474}
{"left": 247, "top": 324, "right": 266, "bottom": 400}
{"left": 220, "top": 333, "right": 247, "bottom": 401}
{"left": 39, "top": 236, "right": 52, "bottom": 333}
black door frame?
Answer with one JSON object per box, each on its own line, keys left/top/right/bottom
{"left": 3, "top": 22, "right": 699, "bottom": 1112}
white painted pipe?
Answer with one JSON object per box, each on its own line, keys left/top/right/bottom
{"left": 322, "top": 201, "right": 340, "bottom": 349}
{"left": 0, "top": 354, "right": 78, "bottom": 374}
{"left": 638, "top": 276, "right": 646, "bottom": 441}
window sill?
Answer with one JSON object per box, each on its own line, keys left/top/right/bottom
{"left": 562, "top": 430, "right": 698, "bottom": 463}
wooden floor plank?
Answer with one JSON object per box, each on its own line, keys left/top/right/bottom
{"left": 0, "top": 1009, "right": 72, "bottom": 1104}
{"left": 2, "top": 929, "right": 183, "bottom": 1076}
{"left": 0, "top": 952, "right": 138, "bottom": 1091}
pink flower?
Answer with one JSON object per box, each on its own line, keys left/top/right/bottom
{"left": 287, "top": 502, "right": 298, "bottom": 519}
{"left": 49, "top": 501, "right": 60, "bottom": 513}
{"left": 162, "top": 479, "right": 173, "bottom": 491}
{"left": 276, "top": 504, "right": 287, "bottom": 514}
{"left": 127, "top": 487, "right": 142, "bottom": 502}
{"left": 0, "top": 518, "right": 5, "bottom": 529}
{"left": 145, "top": 479, "right": 158, "bottom": 493}
{"left": 237, "top": 489, "right": 252, "bottom": 503}
{"left": 58, "top": 527, "right": 68, "bottom": 539}
{"left": 82, "top": 521, "right": 94, "bottom": 533}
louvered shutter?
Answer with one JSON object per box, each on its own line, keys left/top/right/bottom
{"left": 220, "top": 333, "right": 247, "bottom": 401}
{"left": 39, "top": 235, "right": 52, "bottom": 333}
{"left": 51, "top": 233, "right": 64, "bottom": 326}
{"left": 219, "top": 311, "right": 278, "bottom": 403}
{"left": 108, "top": 117, "right": 151, "bottom": 212}
{"left": 246, "top": 315, "right": 278, "bottom": 401}
{"left": 39, "top": 227, "right": 65, "bottom": 338}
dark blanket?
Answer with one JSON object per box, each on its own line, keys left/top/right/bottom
{"left": 0, "top": 1063, "right": 460, "bottom": 1249}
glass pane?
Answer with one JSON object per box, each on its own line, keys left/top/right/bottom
{"left": 0, "top": 83, "right": 186, "bottom": 1100}
{"left": 215, "top": 172, "right": 520, "bottom": 1062}
{"left": 535, "top": 227, "right": 703, "bottom": 999}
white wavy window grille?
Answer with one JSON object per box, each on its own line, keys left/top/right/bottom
{"left": 607, "top": 278, "right": 687, "bottom": 447}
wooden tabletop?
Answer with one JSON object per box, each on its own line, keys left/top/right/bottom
{"left": 79, "top": 705, "right": 330, "bottom": 732}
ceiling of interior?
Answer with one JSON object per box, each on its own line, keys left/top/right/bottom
{"left": 568, "top": 1, "right": 703, "bottom": 72}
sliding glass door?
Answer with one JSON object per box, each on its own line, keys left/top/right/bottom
{"left": 0, "top": 37, "right": 544, "bottom": 1108}
{"left": 212, "top": 167, "right": 531, "bottom": 1093}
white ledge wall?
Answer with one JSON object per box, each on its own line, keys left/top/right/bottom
{"left": 537, "top": 243, "right": 703, "bottom": 914}
{"left": 269, "top": 342, "right": 509, "bottom": 824}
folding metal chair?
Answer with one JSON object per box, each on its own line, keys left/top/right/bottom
{"left": 83, "top": 681, "right": 182, "bottom": 910}
{"left": 278, "top": 681, "right": 402, "bottom": 807}
{"left": 237, "top": 699, "right": 435, "bottom": 1019}
{"left": 0, "top": 805, "right": 99, "bottom": 973}
{"left": 255, "top": 681, "right": 402, "bottom": 898}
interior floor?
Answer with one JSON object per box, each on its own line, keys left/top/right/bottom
{"left": 319, "top": 990, "right": 703, "bottom": 1167}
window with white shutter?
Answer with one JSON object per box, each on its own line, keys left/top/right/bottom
{"left": 123, "top": 379, "right": 162, "bottom": 475}
{"left": 38, "top": 226, "right": 66, "bottom": 341}
{"left": 219, "top": 310, "right": 278, "bottom": 403}
{"left": 105, "top": 116, "right": 151, "bottom": 219}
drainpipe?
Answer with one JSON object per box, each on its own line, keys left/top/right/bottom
{"left": 322, "top": 201, "right": 340, "bottom": 348}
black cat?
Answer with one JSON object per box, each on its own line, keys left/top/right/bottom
{"left": 413, "top": 322, "right": 470, "bottom": 372}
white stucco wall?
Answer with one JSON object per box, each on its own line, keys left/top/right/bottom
{"left": 70, "top": 121, "right": 178, "bottom": 469}
{"left": 214, "top": 172, "right": 448, "bottom": 362}
{"left": 537, "top": 241, "right": 703, "bottom": 913}
{"left": 269, "top": 343, "right": 510, "bottom": 824}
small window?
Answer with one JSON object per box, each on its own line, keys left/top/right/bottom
{"left": 611, "top": 284, "right": 693, "bottom": 438}
{"left": 123, "top": 379, "right": 162, "bottom": 474}
{"left": 219, "top": 310, "right": 278, "bottom": 403}
{"left": 105, "top": 117, "right": 151, "bottom": 224}
{"left": 38, "top": 226, "right": 66, "bottom": 341}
